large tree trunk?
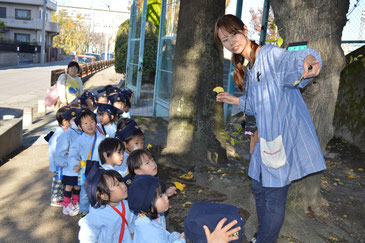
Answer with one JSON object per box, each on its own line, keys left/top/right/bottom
{"left": 162, "top": 0, "right": 227, "bottom": 165}
{"left": 271, "top": 0, "right": 349, "bottom": 214}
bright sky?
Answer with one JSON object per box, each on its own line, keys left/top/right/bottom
{"left": 55, "top": 0, "right": 129, "bottom": 12}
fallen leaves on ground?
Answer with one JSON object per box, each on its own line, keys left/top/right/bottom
{"left": 213, "top": 86, "right": 224, "bottom": 94}
{"left": 182, "top": 202, "right": 192, "bottom": 207}
{"left": 179, "top": 171, "right": 193, "bottom": 180}
{"left": 174, "top": 181, "right": 186, "bottom": 191}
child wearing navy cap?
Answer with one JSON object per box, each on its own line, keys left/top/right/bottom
{"left": 48, "top": 107, "right": 69, "bottom": 207}
{"left": 81, "top": 90, "right": 95, "bottom": 111}
{"left": 128, "top": 175, "right": 185, "bottom": 243}
{"left": 68, "top": 109, "right": 106, "bottom": 215}
{"left": 69, "top": 95, "right": 89, "bottom": 109}
{"left": 54, "top": 108, "right": 83, "bottom": 216}
{"left": 114, "top": 119, "right": 144, "bottom": 176}
{"left": 106, "top": 86, "right": 121, "bottom": 96}
{"left": 95, "top": 91, "right": 108, "bottom": 104}
{"left": 95, "top": 103, "right": 118, "bottom": 138}
{"left": 125, "top": 149, "right": 176, "bottom": 196}
{"left": 78, "top": 166, "right": 134, "bottom": 243}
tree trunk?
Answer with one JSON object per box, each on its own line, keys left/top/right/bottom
{"left": 162, "top": 0, "right": 227, "bottom": 166}
{"left": 270, "top": 0, "right": 349, "bottom": 214}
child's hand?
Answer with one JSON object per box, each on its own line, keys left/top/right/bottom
{"left": 73, "top": 165, "right": 80, "bottom": 173}
{"left": 203, "top": 218, "right": 240, "bottom": 243}
{"left": 178, "top": 232, "right": 185, "bottom": 239}
{"left": 166, "top": 186, "right": 177, "bottom": 197}
{"left": 249, "top": 130, "right": 259, "bottom": 155}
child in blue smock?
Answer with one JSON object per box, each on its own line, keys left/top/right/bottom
{"left": 48, "top": 107, "right": 69, "bottom": 207}
{"left": 55, "top": 108, "right": 83, "bottom": 216}
{"left": 81, "top": 90, "right": 96, "bottom": 111}
{"left": 95, "top": 103, "right": 118, "bottom": 138}
{"left": 98, "top": 137, "right": 125, "bottom": 172}
{"left": 68, "top": 109, "right": 105, "bottom": 214}
{"left": 125, "top": 149, "right": 176, "bottom": 196}
{"left": 114, "top": 119, "right": 144, "bottom": 177}
{"left": 79, "top": 166, "right": 134, "bottom": 243}
{"left": 108, "top": 93, "right": 128, "bottom": 120}
{"left": 128, "top": 175, "right": 186, "bottom": 243}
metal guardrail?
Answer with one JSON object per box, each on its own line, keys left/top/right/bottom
{"left": 50, "top": 59, "right": 115, "bottom": 86}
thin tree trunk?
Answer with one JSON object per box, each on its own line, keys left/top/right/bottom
{"left": 162, "top": 0, "right": 227, "bottom": 165}
{"left": 270, "top": 0, "right": 349, "bottom": 214}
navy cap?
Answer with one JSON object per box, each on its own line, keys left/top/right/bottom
{"left": 81, "top": 90, "right": 95, "bottom": 101}
{"left": 75, "top": 108, "right": 97, "bottom": 126}
{"left": 115, "top": 119, "right": 142, "bottom": 142}
{"left": 96, "top": 103, "right": 119, "bottom": 116}
{"left": 108, "top": 93, "right": 127, "bottom": 104}
{"left": 61, "top": 108, "right": 81, "bottom": 120}
{"left": 83, "top": 160, "right": 106, "bottom": 207}
{"left": 69, "top": 95, "right": 88, "bottom": 107}
{"left": 184, "top": 202, "right": 244, "bottom": 243}
{"left": 121, "top": 89, "right": 133, "bottom": 100}
{"left": 96, "top": 91, "right": 108, "bottom": 99}
{"left": 128, "top": 175, "right": 158, "bottom": 214}
{"left": 106, "top": 86, "right": 121, "bottom": 96}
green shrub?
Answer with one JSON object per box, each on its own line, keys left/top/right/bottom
{"left": 114, "top": 18, "right": 158, "bottom": 83}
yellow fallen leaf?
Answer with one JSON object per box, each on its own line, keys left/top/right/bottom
{"left": 182, "top": 202, "right": 192, "bottom": 207}
{"left": 350, "top": 169, "right": 354, "bottom": 172}
{"left": 147, "top": 144, "right": 152, "bottom": 149}
{"left": 179, "top": 171, "right": 194, "bottom": 180}
{"left": 338, "top": 182, "right": 344, "bottom": 185}
{"left": 334, "top": 178, "right": 340, "bottom": 182}
{"left": 328, "top": 236, "right": 338, "bottom": 242}
{"left": 293, "top": 75, "right": 304, "bottom": 87}
{"left": 198, "top": 189, "right": 203, "bottom": 193}
{"left": 348, "top": 174, "right": 354, "bottom": 179}
{"left": 208, "top": 176, "right": 213, "bottom": 181}
{"left": 217, "top": 169, "right": 222, "bottom": 173}
{"left": 327, "top": 145, "right": 332, "bottom": 149}
{"left": 213, "top": 86, "right": 224, "bottom": 93}
{"left": 349, "top": 196, "right": 354, "bottom": 200}
{"left": 333, "top": 182, "right": 338, "bottom": 186}
{"left": 358, "top": 168, "right": 364, "bottom": 171}
{"left": 343, "top": 214, "right": 348, "bottom": 218}
{"left": 220, "top": 173, "right": 227, "bottom": 180}
{"left": 174, "top": 181, "right": 186, "bottom": 191}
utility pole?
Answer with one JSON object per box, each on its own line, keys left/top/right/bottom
{"left": 40, "top": 0, "right": 47, "bottom": 64}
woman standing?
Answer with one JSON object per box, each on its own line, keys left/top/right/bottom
{"left": 57, "top": 61, "right": 84, "bottom": 107}
{"left": 214, "top": 15, "right": 326, "bottom": 243}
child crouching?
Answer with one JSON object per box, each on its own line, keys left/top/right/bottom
{"left": 128, "top": 175, "right": 185, "bottom": 243}
{"left": 79, "top": 166, "right": 134, "bottom": 243}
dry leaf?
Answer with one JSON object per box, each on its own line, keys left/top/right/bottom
{"left": 349, "top": 196, "right": 354, "bottom": 200}
{"left": 198, "top": 189, "right": 203, "bottom": 193}
{"left": 328, "top": 236, "right": 338, "bottom": 242}
{"left": 213, "top": 86, "right": 224, "bottom": 94}
{"left": 217, "top": 169, "right": 222, "bottom": 173}
{"left": 182, "top": 202, "right": 192, "bottom": 207}
{"left": 174, "top": 181, "right": 186, "bottom": 191}
{"left": 333, "top": 182, "right": 338, "bottom": 186}
{"left": 358, "top": 168, "right": 364, "bottom": 171}
{"left": 208, "top": 176, "right": 213, "bottom": 181}
{"left": 179, "top": 171, "right": 194, "bottom": 180}
{"left": 147, "top": 144, "right": 152, "bottom": 149}
{"left": 220, "top": 173, "right": 227, "bottom": 180}
{"left": 343, "top": 214, "right": 348, "bottom": 218}
{"left": 348, "top": 174, "right": 354, "bottom": 179}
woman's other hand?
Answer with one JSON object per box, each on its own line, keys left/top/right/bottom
{"left": 216, "top": 92, "right": 240, "bottom": 105}
{"left": 303, "top": 55, "right": 321, "bottom": 78}
{"left": 203, "top": 218, "right": 241, "bottom": 243}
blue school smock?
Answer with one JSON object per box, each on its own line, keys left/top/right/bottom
{"left": 240, "top": 44, "right": 326, "bottom": 188}
{"left": 55, "top": 128, "right": 82, "bottom": 177}
{"left": 67, "top": 132, "right": 105, "bottom": 170}
{"left": 96, "top": 123, "right": 117, "bottom": 138}
{"left": 133, "top": 213, "right": 185, "bottom": 243}
{"left": 78, "top": 200, "right": 134, "bottom": 243}
{"left": 114, "top": 152, "right": 129, "bottom": 177}
{"left": 48, "top": 126, "right": 65, "bottom": 172}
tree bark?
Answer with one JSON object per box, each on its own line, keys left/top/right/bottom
{"left": 270, "top": 0, "right": 349, "bottom": 214}
{"left": 162, "top": 0, "right": 227, "bottom": 165}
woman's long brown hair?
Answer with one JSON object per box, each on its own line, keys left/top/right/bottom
{"left": 214, "top": 14, "right": 259, "bottom": 91}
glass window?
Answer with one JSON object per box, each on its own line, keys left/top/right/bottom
{"left": 0, "top": 7, "right": 6, "bottom": 18}
{"left": 14, "top": 33, "right": 30, "bottom": 43}
{"left": 15, "top": 9, "right": 31, "bottom": 20}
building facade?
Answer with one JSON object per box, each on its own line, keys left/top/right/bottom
{"left": 0, "top": 0, "right": 60, "bottom": 46}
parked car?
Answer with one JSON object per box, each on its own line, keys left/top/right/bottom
{"left": 101, "top": 53, "right": 114, "bottom": 60}
{"left": 75, "top": 55, "right": 96, "bottom": 64}
{"left": 84, "top": 53, "right": 101, "bottom": 61}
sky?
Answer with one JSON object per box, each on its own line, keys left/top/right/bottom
{"left": 55, "top": 0, "right": 129, "bottom": 12}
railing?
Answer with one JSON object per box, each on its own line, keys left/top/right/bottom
{"left": 50, "top": 59, "right": 115, "bottom": 86}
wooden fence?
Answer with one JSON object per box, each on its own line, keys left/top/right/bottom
{"left": 50, "top": 59, "right": 115, "bottom": 86}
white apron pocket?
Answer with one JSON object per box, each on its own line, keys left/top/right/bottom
{"left": 260, "top": 135, "right": 286, "bottom": 169}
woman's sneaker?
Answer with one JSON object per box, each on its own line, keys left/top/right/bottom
{"left": 249, "top": 232, "right": 257, "bottom": 243}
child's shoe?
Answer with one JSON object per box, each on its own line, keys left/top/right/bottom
{"left": 68, "top": 203, "right": 80, "bottom": 217}
{"left": 63, "top": 203, "right": 73, "bottom": 215}
{"left": 50, "top": 201, "right": 63, "bottom": 207}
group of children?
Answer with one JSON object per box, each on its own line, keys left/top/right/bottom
{"left": 47, "top": 85, "right": 244, "bottom": 243}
